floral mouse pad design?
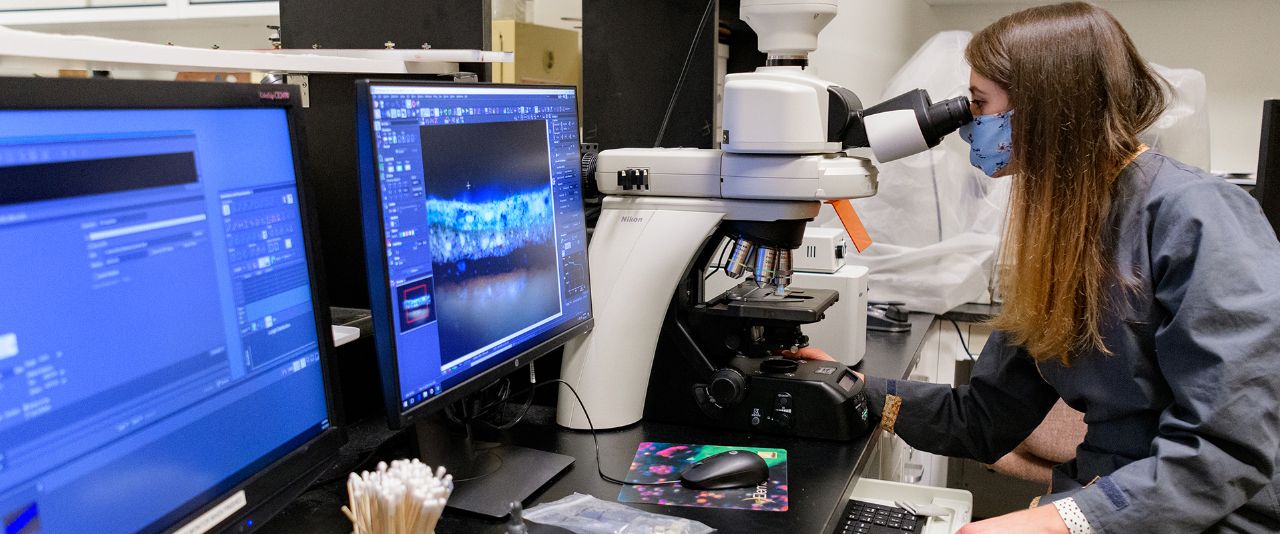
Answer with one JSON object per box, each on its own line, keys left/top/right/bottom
{"left": 616, "top": 442, "right": 789, "bottom": 512}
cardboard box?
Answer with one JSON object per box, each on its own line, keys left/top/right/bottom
{"left": 491, "top": 20, "right": 580, "bottom": 90}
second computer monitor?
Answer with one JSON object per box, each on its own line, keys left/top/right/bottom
{"left": 357, "top": 82, "right": 592, "bottom": 426}
{"left": 0, "top": 77, "right": 343, "bottom": 533}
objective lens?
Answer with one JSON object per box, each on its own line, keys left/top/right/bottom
{"left": 754, "top": 246, "right": 778, "bottom": 288}
{"left": 772, "top": 249, "right": 793, "bottom": 289}
{"left": 724, "top": 238, "right": 754, "bottom": 279}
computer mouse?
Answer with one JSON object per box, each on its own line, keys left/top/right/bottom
{"left": 679, "top": 450, "right": 770, "bottom": 490}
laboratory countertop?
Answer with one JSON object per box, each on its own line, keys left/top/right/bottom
{"left": 261, "top": 312, "right": 935, "bottom": 534}
{"left": 330, "top": 306, "right": 375, "bottom": 337}
{"left": 939, "top": 302, "right": 1001, "bottom": 324}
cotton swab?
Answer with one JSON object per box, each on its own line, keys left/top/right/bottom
{"left": 344, "top": 459, "right": 453, "bottom": 534}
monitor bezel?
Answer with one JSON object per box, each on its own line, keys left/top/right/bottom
{"left": 355, "top": 79, "right": 594, "bottom": 430}
{"left": 0, "top": 76, "right": 346, "bottom": 534}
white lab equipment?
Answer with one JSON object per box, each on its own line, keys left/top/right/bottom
{"left": 556, "top": 0, "right": 972, "bottom": 431}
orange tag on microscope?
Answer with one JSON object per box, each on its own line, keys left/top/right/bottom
{"left": 826, "top": 199, "right": 872, "bottom": 253}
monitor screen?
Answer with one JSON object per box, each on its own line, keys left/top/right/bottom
{"left": 361, "top": 83, "right": 591, "bottom": 415}
{"left": 0, "top": 105, "right": 332, "bottom": 532}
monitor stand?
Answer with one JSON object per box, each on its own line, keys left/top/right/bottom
{"left": 412, "top": 417, "right": 574, "bottom": 518}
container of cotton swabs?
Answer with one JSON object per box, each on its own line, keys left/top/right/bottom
{"left": 343, "top": 459, "right": 454, "bottom": 534}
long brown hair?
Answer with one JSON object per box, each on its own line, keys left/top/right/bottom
{"left": 967, "top": 2, "right": 1167, "bottom": 363}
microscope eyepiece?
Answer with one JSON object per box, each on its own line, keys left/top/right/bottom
{"left": 838, "top": 89, "right": 976, "bottom": 162}
{"left": 922, "top": 95, "right": 973, "bottom": 144}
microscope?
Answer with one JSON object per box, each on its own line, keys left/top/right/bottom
{"left": 557, "top": 0, "right": 971, "bottom": 440}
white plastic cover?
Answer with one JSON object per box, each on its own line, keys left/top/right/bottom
{"left": 816, "top": 31, "right": 1005, "bottom": 314}
{"left": 815, "top": 32, "right": 1211, "bottom": 314}
{"left": 1144, "top": 63, "right": 1211, "bottom": 171}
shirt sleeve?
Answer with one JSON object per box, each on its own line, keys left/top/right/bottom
{"left": 862, "top": 330, "right": 1059, "bottom": 464}
{"left": 1070, "top": 179, "right": 1280, "bottom": 532}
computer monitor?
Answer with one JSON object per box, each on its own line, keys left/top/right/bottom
{"left": 0, "top": 77, "right": 344, "bottom": 533}
{"left": 356, "top": 81, "right": 593, "bottom": 516}
{"left": 1256, "top": 99, "right": 1279, "bottom": 236}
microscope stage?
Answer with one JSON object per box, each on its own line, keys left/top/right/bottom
{"left": 699, "top": 286, "right": 838, "bottom": 323}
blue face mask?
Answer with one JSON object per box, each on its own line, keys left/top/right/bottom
{"left": 958, "top": 110, "right": 1013, "bottom": 177}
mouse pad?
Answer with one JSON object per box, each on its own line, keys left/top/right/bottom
{"left": 616, "top": 442, "right": 789, "bottom": 512}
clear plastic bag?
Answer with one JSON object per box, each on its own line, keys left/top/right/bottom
{"left": 522, "top": 493, "right": 715, "bottom": 534}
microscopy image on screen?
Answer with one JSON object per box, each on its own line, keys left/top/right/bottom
{"left": 396, "top": 277, "right": 437, "bottom": 334}
{"left": 419, "top": 120, "right": 561, "bottom": 366}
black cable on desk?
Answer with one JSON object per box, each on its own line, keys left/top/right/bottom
{"left": 945, "top": 317, "right": 977, "bottom": 361}
{"left": 471, "top": 366, "right": 680, "bottom": 481}
{"left": 502, "top": 378, "right": 680, "bottom": 487}
{"left": 313, "top": 375, "right": 680, "bottom": 489}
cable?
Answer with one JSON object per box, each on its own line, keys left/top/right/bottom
{"left": 546, "top": 378, "right": 682, "bottom": 486}
{"left": 704, "top": 238, "right": 732, "bottom": 281}
{"left": 479, "top": 364, "right": 539, "bottom": 431}
{"left": 653, "top": 0, "right": 717, "bottom": 148}
{"left": 306, "top": 431, "right": 403, "bottom": 490}
{"left": 928, "top": 146, "right": 944, "bottom": 243}
{"left": 322, "top": 374, "right": 678, "bottom": 489}
{"left": 446, "top": 375, "right": 525, "bottom": 426}
{"left": 479, "top": 378, "right": 679, "bottom": 486}
{"left": 945, "top": 317, "right": 977, "bottom": 361}
{"left": 467, "top": 363, "right": 676, "bottom": 486}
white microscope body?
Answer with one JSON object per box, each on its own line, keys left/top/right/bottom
{"left": 557, "top": 0, "right": 971, "bottom": 430}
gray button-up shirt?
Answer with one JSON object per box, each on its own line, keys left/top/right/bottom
{"left": 864, "top": 151, "right": 1280, "bottom": 532}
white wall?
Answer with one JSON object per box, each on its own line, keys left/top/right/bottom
{"left": 930, "top": 0, "right": 1280, "bottom": 174}
{"left": 16, "top": 17, "right": 276, "bottom": 50}
{"left": 527, "top": 0, "right": 581, "bottom": 32}
{"left": 11, "top": 0, "right": 1271, "bottom": 173}
{"left": 525, "top": 0, "right": 942, "bottom": 104}
{"left": 810, "top": 0, "right": 941, "bottom": 104}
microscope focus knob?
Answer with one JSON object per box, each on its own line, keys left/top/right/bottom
{"left": 760, "top": 358, "right": 799, "bottom": 374}
{"left": 708, "top": 368, "right": 747, "bottom": 407}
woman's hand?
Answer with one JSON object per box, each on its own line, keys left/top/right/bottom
{"left": 779, "top": 347, "right": 865, "bottom": 381}
{"left": 956, "top": 504, "right": 1069, "bottom": 534}
{"left": 781, "top": 346, "right": 835, "bottom": 361}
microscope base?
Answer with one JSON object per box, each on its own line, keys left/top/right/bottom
{"left": 644, "top": 353, "right": 871, "bottom": 441}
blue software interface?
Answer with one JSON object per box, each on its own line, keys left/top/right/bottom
{"left": 367, "top": 85, "right": 590, "bottom": 410}
{"left": 0, "top": 108, "right": 329, "bottom": 533}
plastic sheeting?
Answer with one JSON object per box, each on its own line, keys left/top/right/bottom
{"left": 1144, "top": 63, "right": 1211, "bottom": 171}
{"left": 817, "top": 32, "right": 1210, "bottom": 314}
{"left": 816, "top": 31, "right": 1004, "bottom": 314}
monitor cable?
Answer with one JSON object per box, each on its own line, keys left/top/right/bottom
{"left": 476, "top": 363, "right": 680, "bottom": 484}
{"left": 536, "top": 377, "right": 682, "bottom": 487}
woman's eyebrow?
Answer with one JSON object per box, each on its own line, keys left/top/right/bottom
{"left": 969, "top": 86, "right": 986, "bottom": 97}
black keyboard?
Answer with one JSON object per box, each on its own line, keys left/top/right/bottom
{"left": 833, "top": 499, "right": 925, "bottom": 534}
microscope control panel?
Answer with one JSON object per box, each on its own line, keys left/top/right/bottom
{"left": 696, "top": 356, "right": 871, "bottom": 441}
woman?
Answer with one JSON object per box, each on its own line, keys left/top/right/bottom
{"left": 795, "top": 3, "right": 1280, "bottom": 532}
